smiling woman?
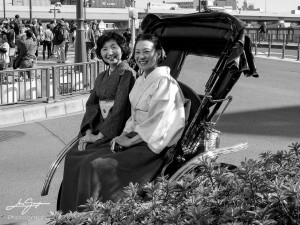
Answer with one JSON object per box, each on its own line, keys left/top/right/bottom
{"left": 58, "top": 31, "right": 136, "bottom": 213}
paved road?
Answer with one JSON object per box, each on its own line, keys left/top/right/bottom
{"left": 1, "top": 56, "right": 300, "bottom": 224}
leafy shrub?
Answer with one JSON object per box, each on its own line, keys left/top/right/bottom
{"left": 49, "top": 143, "right": 300, "bottom": 225}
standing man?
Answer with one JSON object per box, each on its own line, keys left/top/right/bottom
{"left": 43, "top": 24, "right": 53, "bottom": 60}
{"left": 258, "top": 22, "right": 267, "bottom": 42}
{"left": 84, "top": 21, "right": 95, "bottom": 62}
{"left": 31, "top": 18, "right": 40, "bottom": 57}
{"left": 52, "top": 20, "right": 67, "bottom": 63}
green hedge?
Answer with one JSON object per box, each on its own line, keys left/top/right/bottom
{"left": 49, "top": 142, "right": 300, "bottom": 225}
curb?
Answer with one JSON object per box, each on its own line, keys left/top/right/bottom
{"left": 0, "top": 95, "right": 89, "bottom": 127}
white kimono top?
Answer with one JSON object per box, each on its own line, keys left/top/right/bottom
{"left": 0, "top": 42, "right": 10, "bottom": 64}
{"left": 123, "top": 66, "right": 186, "bottom": 154}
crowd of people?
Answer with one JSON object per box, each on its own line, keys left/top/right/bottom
{"left": 0, "top": 14, "right": 120, "bottom": 74}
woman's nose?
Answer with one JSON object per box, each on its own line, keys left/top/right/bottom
{"left": 107, "top": 48, "right": 113, "bottom": 55}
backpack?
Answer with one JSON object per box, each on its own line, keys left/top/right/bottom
{"left": 56, "top": 27, "right": 66, "bottom": 42}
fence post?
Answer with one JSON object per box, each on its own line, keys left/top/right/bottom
{"left": 52, "top": 66, "right": 60, "bottom": 101}
{"left": 297, "top": 37, "right": 300, "bottom": 61}
{"left": 268, "top": 34, "right": 271, "bottom": 57}
{"left": 254, "top": 33, "right": 258, "bottom": 55}
{"left": 282, "top": 34, "right": 286, "bottom": 59}
{"left": 43, "top": 68, "right": 52, "bottom": 103}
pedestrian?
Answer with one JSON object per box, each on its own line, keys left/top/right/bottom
{"left": 42, "top": 24, "right": 53, "bottom": 60}
{"left": 6, "top": 23, "right": 16, "bottom": 67}
{"left": 52, "top": 20, "right": 67, "bottom": 63}
{"left": 258, "top": 22, "right": 267, "bottom": 42}
{"left": 0, "top": 34, "right": 10, "bottom": 69}
{"left": 84, "top": 21, "right": 95, "bottom": 62}
{"left": 64, "top": 22, "right": 70, "bottom": 61}
{"left": 31, "top": 18, "right": 40, "bottom": 57}
{"left": 13, "top": 29, "right": 37, "bottom": 79}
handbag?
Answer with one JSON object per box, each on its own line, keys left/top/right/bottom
{"left": 99, "top": 100, "right": 114, "bottom": 119}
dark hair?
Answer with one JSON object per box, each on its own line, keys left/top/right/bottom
{"left": 25, "top": 29, "right": 33, "bottom": 38}
{"left": 46, "top": 24, "right": 51, "bottom": 29}
{"left": 9, "top": 23, "right": 15, "bottom": 29}
{"left": 95, "top": 32, "right": 131, "bottom": 65}
{"left": 133, "top": 33, "right": 165, "bottom": 64}
{"left": 15, "top": 14, "right": 20, "bottom": 19}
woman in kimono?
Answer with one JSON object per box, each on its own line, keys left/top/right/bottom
{"left": 59, "top": 32, "right": 136, "bottom": 213}
{"left": 89, "top": 34, "right": 186, "bottom": 204}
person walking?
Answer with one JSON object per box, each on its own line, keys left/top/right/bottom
{"left": 52, "top": 20, "right": 67, "bottom": 63}
{"left": 258, "top": 22, "right": 267, "bottom": 42}
{"left": 84, "top": 21, "right": 95, "bottom": 62}
{"left": 64, "top": 22, "right": 70, "bottom": 61}
{"left": 43, "top": 24, "right": 53, "bottom": 60}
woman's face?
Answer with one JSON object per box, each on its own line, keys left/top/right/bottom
{"left": 100, "top": 39, "right": 122, "bottom": 66}
{"left": 134, "top": 40, "right": 161, "bottom": 76}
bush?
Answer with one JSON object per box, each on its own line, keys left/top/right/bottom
{"left": 48, "top": 143, "right": 300, "bottom": 225}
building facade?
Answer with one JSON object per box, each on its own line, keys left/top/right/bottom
{"left": 164, "top": 0, "right": 194, "bottom": 9}
{"left": 213, "top": 0, "right": 238, "bottom": 10}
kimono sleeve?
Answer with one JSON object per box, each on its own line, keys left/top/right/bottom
{"left": 98, "top": 71, "right": 135, "bottom": 139}
{"left": 137, "top": 78, "right": 186, "bottom": 154}
{"left": 79, "top": 74, "right": 103, "bottom": 136}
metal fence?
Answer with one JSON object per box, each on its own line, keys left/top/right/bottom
{"left": 245, "top": 28, "right": 300, "bottom": 44}
{"left": 0, "top": 61, "right": 105, "bottom": 105}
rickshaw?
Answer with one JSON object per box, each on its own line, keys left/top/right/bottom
{"left": 41, "top": 11, "right": 258, "bottom": 206}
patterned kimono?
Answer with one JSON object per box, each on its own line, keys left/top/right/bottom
{"left": 59, "top": 61, "right": 136, "bottom": 213}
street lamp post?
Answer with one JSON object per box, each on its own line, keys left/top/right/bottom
{"left": 49, "top": 3, "right": 61, "bottom": 24}
{"left": 3, "top": 0, "right": 6, "bottom": 19}
{"left": 29, "top": 0, "right": 32, "bottom": 20}
{"left": 75, "top": 0, "right": 87, "bottom": 86}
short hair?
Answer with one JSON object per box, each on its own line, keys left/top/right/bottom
{"left": 25, "top": 29, "right": 33, "bottom": 38}
{"left": 46, "top": 24, "right": 51, "bottom": 29}
{"left": 95, "top": 32, "right": 131, "bottom": 65}
{"left": 15, "top": 14, "right": 20, "bottom": 19}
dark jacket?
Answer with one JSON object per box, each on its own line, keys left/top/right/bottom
{"left": 52, "top": 23, "right": 66, "bottom": 45}
{"left": 13, "top": 37, "right": 37, "bottom": 69}
{"left": 79, "top": 61, "right": 136, "bottom": 143}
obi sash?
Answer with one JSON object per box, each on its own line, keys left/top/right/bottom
{"left": 99, "top": 100, "right": 114, "bottom": 119}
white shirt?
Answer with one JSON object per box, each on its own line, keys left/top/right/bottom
{"left": 0, "top": 42, "right": 10, "bottom": 63}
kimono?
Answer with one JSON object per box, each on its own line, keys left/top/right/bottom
{"left": 59, "top": 66, "right": 185, "bottom": 213}
{"left": 59, "top": 61, "right": 136, "bottom": 213}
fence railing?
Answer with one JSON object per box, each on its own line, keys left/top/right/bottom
{"left": 0, "top": 61, "right": 106, "bottom": 105}
{"left": 245, "top": 28, "right": 300, "bottom": 44}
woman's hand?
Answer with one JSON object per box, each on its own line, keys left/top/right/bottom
{"left": 78, "top": 132, "right": 104, "bottom": 151}
{"left": 113, "top": 135, "right": 133, "bottom": 147}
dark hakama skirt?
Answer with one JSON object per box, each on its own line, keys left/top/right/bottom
{"left": 59, "top": 140, "right": 164, "bottom": 213}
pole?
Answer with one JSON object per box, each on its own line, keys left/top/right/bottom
{"left": 29, "top": 0, "right": 32, "bottom": 21}
{"left": 54, "top": 7, "right": 56, "bottom": 24}
{"left": 84, "top": 0, "right": 86, "bottom": 20}
{"left": 265, "top": 0, "right": 266, "bottom": 13}
{"left": 3, "top": 0, "right": 5, "bottom": 20}
{"left": 131, "top": 0, "right": 136, "bottom": 49}
{"left": 75, "top": 0, "right": 87, "bottom": 85}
